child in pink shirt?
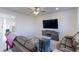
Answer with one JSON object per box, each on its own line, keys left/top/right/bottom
{"left": 4, "top": 29, "right": 16, "bottom": 51}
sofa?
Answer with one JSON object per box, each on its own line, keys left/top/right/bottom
{"left": 11, "top": 36, "right": 52, "bottom": 52}
{"left": 12, "top": 36, "right": 39, "bottom": 52}
{"left": 56, "top": 36, "right": 79, "bottom": 52}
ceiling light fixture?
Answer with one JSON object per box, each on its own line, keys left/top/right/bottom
{"left": 33, "top": 7, "right": 40, "bottom": 15}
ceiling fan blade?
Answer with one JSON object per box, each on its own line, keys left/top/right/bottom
{"left": 28, "top": 7, "right": 35, "bottom": 11}
{"left": 40, "top": 10, "right": 46, "bottom": 12}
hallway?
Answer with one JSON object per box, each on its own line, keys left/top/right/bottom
{"left": 0, "top": 33, "right": 6, "bottom": 51}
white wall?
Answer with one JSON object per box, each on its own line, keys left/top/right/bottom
{"left": 0, "top": 8, "right": 77, "bottom": 40}
{"left": 77, "top": 8, "right": 79, "bottom": 31}
{"left": 16, "top": 14, "right": 36, "bottom": 37}
{"left": 35, "top": 8, "right": 77, "bottom": 40}
{"left": 0, "top": 8, "right": 36, "bottom": 37}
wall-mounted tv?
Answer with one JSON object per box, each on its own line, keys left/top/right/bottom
{"left": 43, "top": 19, "right": 58, "bottom": 29}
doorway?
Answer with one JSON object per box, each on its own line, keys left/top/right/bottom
{"left": 0, "top": 14, "right": 16, "bottom": 51}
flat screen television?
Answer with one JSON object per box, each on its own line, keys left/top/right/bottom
{"left": 43, "top": 19, "right": 58, "bottom": 29}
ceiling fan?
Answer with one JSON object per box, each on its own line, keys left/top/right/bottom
{"left": 28, "top": 7, "right": 46, "bottom": 15}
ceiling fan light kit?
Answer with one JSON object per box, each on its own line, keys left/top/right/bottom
{"left": 33, "top": 11, "right": 39, "bottom": 15}
{"left": 33, "top": 7, "right": 40, "bottom": 15}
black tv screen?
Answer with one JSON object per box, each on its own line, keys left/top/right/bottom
{"left": 43, "top": 19, "right": 58, "bottom": 29}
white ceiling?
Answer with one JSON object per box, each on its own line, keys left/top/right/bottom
{"left": 1, "top": 7, "right": 76, "bottom": 16}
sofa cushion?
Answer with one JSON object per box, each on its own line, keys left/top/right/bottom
{"left": 58, "top": 36, "right": 75, "bottom": 51}
{"left": 25, "top": 39, "right": 35, "bottom": 50}
{"left": 61, "top": 38, "right": 73, "bottom": 47}
{"left": 16, "top": 36, "right": 28, "bottom": 45}
{"left": 13, "top": 41, "right": 30, "bottom": 52}
{"left": 24, "top": 37, "right": 39, "bottom": 51}
{"left": 74, "top": 33, "right": 79, "bottom": 42}
{"left": 72, "top": 34, "right": 79, "bottom": 51}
